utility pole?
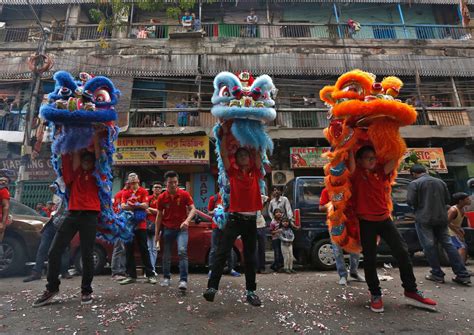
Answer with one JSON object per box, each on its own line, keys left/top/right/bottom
{"left": 14, "top": 1, "right": 50, "bottom": 201}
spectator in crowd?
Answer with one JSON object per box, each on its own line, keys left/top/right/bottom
{"left": 347, "top": 19, "right": 361, "bottom": 37}
{"left": 137, "top": 26, "right": 148, "bottom": 39}
{"left": 414, "top": 95, "right": 427, "bottom": 108}
{"left": 207, "top": 192, "right": 241, "bottom": 278}
{"left": 44, "top": 201, "right": 55, "bottom": 217}
{"left": 146, "top": 182, "right": 163, "bottom": 274}
{"left": 24, "top": 184, "right": 71, "bottom": 282}
{"left": 268, "top": 187, "right": 293, "bottom": 221}
{"left": 0, "top": 175, "right": 10, "bottom": 242}
{"left": 319, "top": 187, "right": 364, "bottom": 285}
{"left": 147, "top": 19, "right": 158, "bottom": 38}
{"left": 269, "top": 208, "right": 284, "bottom": 272}
{"left": 204, "top": 122, "right": 263, "bottom": 306}
{"left": 111, "top": 184, "right": 128, "bottom": 280}
{"left": 279, "top": 217, "right": 295, "bottom": 274}
{"left": 246, "top": 9, "right": 258, "bottom": 37}
{"left": 192, "top": 13, "right": 202, "bottom": 32}
{"left": 176, "top": 98, "right": 189, "bottom": 127}
{"left": 407, "top": 164, "right": 471, "bottom": 286}
{"left": 189, "top": 96, "right": 199, "bottom": 126}
{"left": 448, "top": 192, "right": 471, "bottom": 265}
{"left": 33, "top": 134, "right": 102, "bottom": 307}
{"left": 430, "top": 95, "right": 443, "bottom": 107}
{"left": 36, "top": 203, "right": 48, "bottom": 217}
{"left": 119, "top": 173, "right": 156, "bottom": 285}
{"left": 349, "top": 147, "right": 436, "bottom": 313}
{"left": 405, "top": 97, "right": 414, "bottom": 106}
{"left": 255, "top": 194, "right": 269, "bottom": 274}
{"left": 156, "top": 171, "right": 196, "bottom": 291}
{"left": 181, "top": 11, "right": 193, "bottom": 32}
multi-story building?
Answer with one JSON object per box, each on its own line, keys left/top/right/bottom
{"left": 0, "top": 0, "right": 473, "bottom": 207}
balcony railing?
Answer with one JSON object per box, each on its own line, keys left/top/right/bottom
{"left": 128, "top": 108, "right": 471, "bottom": 129}
{"left": 1, "top": 23, "right": 472, "bottom": 43}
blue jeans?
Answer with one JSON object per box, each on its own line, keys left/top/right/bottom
{"left": 33, "top": 222, "right": 69, "bottom": 275}
{"left": 162, "top": 228, "right": 188, "bottom": 282}
{"left": 111, "top": 239, "right": 126, "bottom": 276}
{"left": 271, "top": 239, "right": 283, "bottom": 270}
{"left": 332, "top": 242, "right": 360, "bottom": 278}
{"left": 209, "top": 228, "right": 235, "bottom": 270}
{"left": 415, "top": 222, "right": 470, "bottom": 279}
{"left": 177, "top": 114, "right": 188, "bottom": 127}
{"left": 147, "top": 234, "right": 157, "bottom": 272}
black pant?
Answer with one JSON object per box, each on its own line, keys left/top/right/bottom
{"left": 47, "top": 211, "right": 98, "bottom": 295}
{"left": 271, "top": 239, "right": 284, "bottom": 270}
{"left": 360, "top": 218, "right": 417, "bottom": 296}
{"left": 125, "top": 229, "right": 154, "bottom": 279}
{"left": 256, "top": 227, "right": 266, "bottom": 271}
{"left": 208, "top": 213, "right": 257, "bottom": 291}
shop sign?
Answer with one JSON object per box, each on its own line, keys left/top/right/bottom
{"left": 290, "top": 147, "right": 330, "bottom": 168}
{"left": 114, "top": 136, "right": 209, "bottom": 165}
{"left": 193, "top": 173, "right": 215, "bottom": 212}
{"left": 0, "top": 158, "right": 56, "bottom": 181}
{"left": 399, "top": 148, "right": 448, "bottom": 174}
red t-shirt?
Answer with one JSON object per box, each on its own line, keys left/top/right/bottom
{"left": 351, "top": 165, "right": 391, "bottom": 221}
{"left": 157, "top": 188, "right": 194, "bottom": 229}
{"left": 121, "top": 187, "right": 149, "bottom": 230}
{"left": 62, "top": 154, "right": 100, "bottom": 212}
{"left": 227, "top": 165, "right": 262, "bottom": 213}
{"left": 208, "top": 194, "right": 222, "bottom": 229}
{"left": 320, "top": 188, "right": 330, "bottom": 207}
{"left": 0, "top": 187, "right": 10, "bottom": 220}
{"left": 113, "top": 189, "right": 125, "bottom": 213}
{"left": 147, "top": 194, "right": 160, "bottom": 223}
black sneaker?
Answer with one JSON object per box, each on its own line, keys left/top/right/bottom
{"left": 425, "top": 274, "right": 445, "bottom": 284}
{"left": 452, "top": 276, "right": 472, "bottom": 286}
{"left": 81, "top": 294, "right": 93, "bottom": 305}
{"left": 32, "top": 290, "right": 59, "bottom": 307}
{"left": 246, "top": 292, "right": 262, "bottom": 307}
{"left": 203, "top": 288, "right": 217, "bottom": 302}
{"left": 61, "top": 273, "right": 73, "bottom": 279}
{"left": 23, "top": 272, "right": 42, "bottom": 283}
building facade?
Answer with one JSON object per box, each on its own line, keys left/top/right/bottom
{"left": 1, "top": 0, "right": 473, "bottom": 206}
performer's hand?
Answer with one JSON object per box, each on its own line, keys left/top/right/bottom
{"left": 221, "top": 120, "right": 232, "bottom": 135}
{"left": 180, "top": 220, "right": 189, "bottom": 231}
{"left": 155, "top": 240, "right": 160, "bottom": 252}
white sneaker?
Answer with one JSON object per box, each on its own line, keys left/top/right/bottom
{"left": 338, "top": 277, "right": 348, "bottom": 286}
{"left": 178, "top": 280, "right": 188, "bottom": 290}
{"left": 160, "top": 278, "right": 170, "bottom": 287}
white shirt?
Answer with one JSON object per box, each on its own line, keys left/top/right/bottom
{"left": 268, "top": 196, "right": 293, "bottom": 220}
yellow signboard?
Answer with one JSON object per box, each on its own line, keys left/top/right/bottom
{"left": 114, "top": 136, "right": 209, "bottom": 165}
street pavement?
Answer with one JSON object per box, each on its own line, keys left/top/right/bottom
{"left": 0, "top": 265, "right": 473, "bottom": 335}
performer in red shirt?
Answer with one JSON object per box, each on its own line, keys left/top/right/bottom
{"left": 34, "top": 134, "right": 101, "bottom": 307}
{"left": 204, "top": 125, "right": 263, "bottom": 307}
{"left": 155, "top": 171, "right": 196, "bottom": 291}
{"left": 0, "top": 175, "right": 10, "bottom": 242}
{"left": 118, "top": 173, "right": 156, "bottom": 285}
{"left": 146, "top": 182, "right": 162, "bottom": 273}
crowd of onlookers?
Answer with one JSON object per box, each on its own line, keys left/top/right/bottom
{"left": 405, "top": 95, "right": 445, "bottom": 108}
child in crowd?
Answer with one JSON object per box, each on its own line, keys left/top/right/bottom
{"left": 269, "top": 208, "right": 284, "bottom": 271}
{"left": 448, "top": 192, "right": 472, "bottom": 264}
{"left": 279, "top": 217, "right": 295, "bottom": 274}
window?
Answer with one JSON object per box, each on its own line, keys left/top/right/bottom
{"left": 297, "top": 178, "right": 325, "bottom": 205}
{"left": 392, "top": 183, "right": 408, "bottom": 204}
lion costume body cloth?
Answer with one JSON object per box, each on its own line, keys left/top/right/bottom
{"left": 320, "top": 70, "right": 417, "bottom": 253}
{"left": 210, "top": 71, "right": 276, "bottom": 228}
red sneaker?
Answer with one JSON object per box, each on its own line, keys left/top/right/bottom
{"left": 370, "top": 295, "right": 384, "bottom": 313}
{"left": 404, "top": 290, "right": 437, "bottom": 308}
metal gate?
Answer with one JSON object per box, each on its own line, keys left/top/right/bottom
{"left": 9, "top": 182, "right": 52, "bottom": 209}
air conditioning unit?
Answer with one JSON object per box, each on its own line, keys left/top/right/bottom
{"left": 272, "top": 170, "right": 294, "bottom": 186}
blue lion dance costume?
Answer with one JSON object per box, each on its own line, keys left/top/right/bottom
{"left": 40, "top": 71, "right": 134, "bottom": 243}
{"left": 211, "top": 71, "right": 277, "bottom": 228}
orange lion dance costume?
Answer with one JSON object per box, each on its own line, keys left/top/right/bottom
{"left": 320, "top": 70, "right": 417, "bottom": 253}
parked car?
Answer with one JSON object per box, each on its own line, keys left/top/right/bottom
{"left": 0, "top": 199, "right": 49, "bottom": 276}
{"left": 71, "top": 209, "right": 244, "bottom": 274}
{"left": 285, "top": 176, "right": 474, "bottom": 270}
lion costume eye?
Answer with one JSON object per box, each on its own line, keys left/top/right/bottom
{"left": 341, "top": 81, "right": 364, "bottom": 95}
{"left": 94, "top": 88, "right": 111, "bottom": 103}
{"left": 219, "top": 86, "right": 230, "bottom": 97}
